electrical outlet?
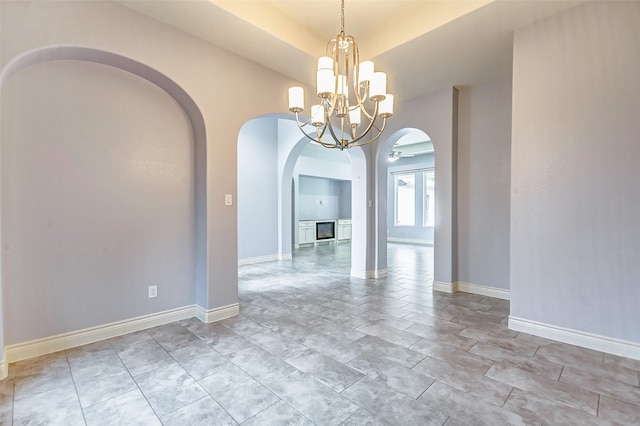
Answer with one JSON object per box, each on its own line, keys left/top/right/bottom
{"left": 148, "top": 285, "right": 157, "bottom": 298}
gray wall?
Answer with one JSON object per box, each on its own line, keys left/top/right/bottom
{"left": 237, "top": 118, "right": 279, "bottom": 259}
{"left": 386, "top": 154, "right": 435, "bottom": 243}
{"left": 457, "top": 79, "right": 512, "bottom": 290}
{"left": 338, "top": 180, "right": 351, "bottom": 219}
{"left": 1, "top": 0, "right": 300, "bottom": 347}
{"left": 298, "top": 176, "right": 350, "bottom": 221}
{"left": 511, "top": 1, "right": 640, "bottom": 341}
{"left": 2, "top": 60, "right": 195, "bottom": 342}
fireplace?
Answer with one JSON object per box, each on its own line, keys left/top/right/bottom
{"left": 315, "top": 221, "right": 335, "bottom": 240}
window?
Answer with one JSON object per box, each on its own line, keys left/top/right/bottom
{"left": 423, "top": 169, "right": 435, "bottom": 227}
{"left": 394, "top": 173, "right": 415, "bottom": 226}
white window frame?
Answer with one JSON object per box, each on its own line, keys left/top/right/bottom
{"left": 393, "top": 172, "right": 416, "bottom": 226}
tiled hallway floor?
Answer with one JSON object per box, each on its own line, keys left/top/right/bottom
{"left": 2, "top": 243, "right": 639, "bottom": 425}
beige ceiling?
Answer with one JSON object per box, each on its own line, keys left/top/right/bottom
{"left": 118, "top": 0, "right": 587, "bottom": 101}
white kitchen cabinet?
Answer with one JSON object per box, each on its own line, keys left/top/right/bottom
{"left": 299, "top": 221, "right": 316, "bottom": 244}
{"left": 337, "top": 219, "right": 352, "bottom": 241}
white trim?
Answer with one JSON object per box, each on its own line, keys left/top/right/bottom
{"left": 0, "top": 356, "right": 7, "bottom": 380}
{"left": 238, "top": 253, "right": 293, "bottom": 266}
{"left": 194, "top": 303, "right": 239, "bottom": 323}
{"left": 456, "top": 281, "right": 510, "bottom": 300}
{"left": 350, "top": 269, "right": 375, "bottom": 279}
{"left": 351, "top": 269, "right": 388, "bottom": 279}
{"left": 433, "top": 281, "right": 510, "bottom": 300}
{"left": 279, "top": 253, "right": 293, "bottom": 261}
{"left": 433, "top": 281, "right": 455, "bottom": 293}
{"left": 375, "top": 269, "right": 388, "bottom": 279}
{"left": 509, "top": 316, "right": 640, "bottom": 361}
{"left": 5, "top": 305, "right": 195, "bottom": 364}
{"left": 387, "top": 237, "right": 434, "bottom": 246}
{"left": 238, "top": 254, "right": 280, "bottom": 266}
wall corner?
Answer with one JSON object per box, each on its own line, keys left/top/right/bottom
{"left": 1, "top": 351, "right": 7, "bottom": 380}
{"left": 194, "top": 303, "right": 239, "bottom": 323}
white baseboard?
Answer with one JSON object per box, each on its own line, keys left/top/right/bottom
{"left": 238, "top": 253, "right": 292, "bottom": 265}
{"left": 433, "top": 281, "right": 455, "bottom": 293}
{"left": 387, "top": 238, "right": 434, "bottom": 246}
{"left": 375, "top": 269, "right": 388, "bottom": 279}
{"left": 456, "top": 282, "right": 510, "bottom": 300}
{"left": 4, "top": 304, "right": 238, "bottom": 364}
{"left": 509, "top": 316, "right": 640, "bottom": 361}
{"left": 238, "top": 254, "right": 280, "bottom": 266}
{"left": 0, "top": 355, "right": 7, "bottom": 380}
{"left": 351, "top": 269, "right": 388, "bottom": 279}
{"left": 351, "top": 269, "right": 374, "bottom": 279}
{"left": 433, "top": 281, "right": 510, "bottom": 300}
{"left": 6, "top": 306, "right": 195, "bottom": 364}
{"left": 194, "top": 303, "right": 239, "bottom": 323}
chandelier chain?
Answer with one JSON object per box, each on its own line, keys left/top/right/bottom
{"left": 340, "top": 0, "right": 345, "bottom": 33}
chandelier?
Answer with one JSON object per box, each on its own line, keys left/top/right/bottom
{"left": 287, "top": 0, "right": 393, "bottom": 150}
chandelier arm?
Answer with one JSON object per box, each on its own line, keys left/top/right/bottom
{"left": 359, "top": 102, "right": 375, "bottom": 121}
{"left": 372, "top": 122, "right": 384, "bottom": 133}
{"left": 352, "top": 38, "right": 364, "bottom": 107}
{"left": 295, "top": 113, "right": 314, "bottom": 128}
{"left": 349, "top": 117, "right": 388, "bottom": 148}
{"left": 294, "top": 112, "right": 326, "bottom": 145}
{"left": 326, "top": 115, "right": 345, "bottom": 148}
{"left": 317, "top": 120, "right": 340, "bottom": 149}
{"left": 317, "top": 121, "right": 330, "bottom": 140}
{"left": 296, "top": 117, "right": 339, "bottom": 149}
{"left": 353, "top": 88, "right": 364, "bottom": 109}
{"left": 353, "top": 92, "right": 377, "bottom": 122}
{"left": 322, "top": 90, "right": 339, "bottom": 116}
{"left": 309, "top": 106, "right": 341, "bottom": 149}
{"left": 317, "top": 140, "right": 340, "bottom": 149}
{"left": 348, "top": 101, "right": 380, "bottom": 145}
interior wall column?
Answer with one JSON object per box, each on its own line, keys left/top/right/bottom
{"left": 349, "top": 145, "right": 377, "bottom": 278}
{"left": 372, "top": 88, "right": 459, "bottom": 291}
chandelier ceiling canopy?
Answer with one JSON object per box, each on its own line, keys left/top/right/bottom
{"left": 287, "top": 0, "right": 393, "bottom": 150}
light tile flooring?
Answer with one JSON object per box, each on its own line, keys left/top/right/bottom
{"left": 2, "top": 242, "right": 640, "bottom": 425}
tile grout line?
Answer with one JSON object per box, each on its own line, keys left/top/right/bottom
{"left": 64, "top": 350, "right": 88, "bottom": 425}
{"left": 501, "top": 386, "right": 515, "bottom": 408}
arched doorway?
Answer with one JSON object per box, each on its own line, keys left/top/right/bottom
{"left": 376, "top": 128, "right": 435, "bottom": 284}
{"left": 237, "top": 116, "right": 374, "bottom": 278}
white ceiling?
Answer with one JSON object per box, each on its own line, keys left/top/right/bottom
{"left": 394, "top": 132, "right": 433, "bottom": 156}
{"left": 300, "top": 139, "right": 352, "bottom": 165}
{"left": 118, "top": 0, "right": 587, "bottom": 102}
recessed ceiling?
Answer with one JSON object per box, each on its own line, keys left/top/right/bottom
{"left": 118, "top": 0, "right": 587, "bottom": 102}
{"left": 218, "top": 1, "right": 494, "bottom": 58}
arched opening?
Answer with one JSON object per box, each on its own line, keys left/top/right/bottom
{"left": 375, "top": 128, "right": 435, "bottom": 284}
{"left": 237, "top": 115, "right": 373, "bottom": 278}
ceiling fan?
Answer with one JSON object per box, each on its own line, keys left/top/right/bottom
{"left": 388, "top": 150, "right": 414, "bottom": 162}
